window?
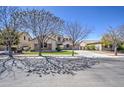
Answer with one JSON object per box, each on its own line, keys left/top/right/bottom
{"left": 41, "top": 43, "right": 47, "bottom": 48}
{"left": 28, "top": 38, "right": 30, "bottom": 41}
{"left": 69, "top": 38, "right": 72, "bottom": 41}
{"left": 44, "top": 43, "right": 47, "bottom": 48}
{"left": 63, "top": 38, "right": 65, "bottom": 42}
{"left": 24, "top": 36, "right": 26, "bottom": 40}
{"left": 58, "top": 37, "right": 61, "bottom": 41}
{"left": 66, "top": 44, "right": 70, "bottom": 48}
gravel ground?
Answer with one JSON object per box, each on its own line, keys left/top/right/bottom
{"left": 0, "top": 57, "right": 124, "bottom": 87}
{"left": 0, "top": 51, "right": 124, "bottom": 87}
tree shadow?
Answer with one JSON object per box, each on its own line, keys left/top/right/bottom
{"left": 0, "top": 56, "right": 99, "bottom": 79}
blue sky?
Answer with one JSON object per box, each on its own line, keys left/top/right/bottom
{"left": 21, "top": 6, "right": 124, "bottom": 40}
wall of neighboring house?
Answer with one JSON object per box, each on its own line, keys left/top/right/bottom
{"left": 80, "top": 41, "right": 102, "bottom": 51}
{"left": 95, "top": 43, "right": 102, "bottom": 51}
{"left": 80, "top": 42, "right": 87, "bottom": 50}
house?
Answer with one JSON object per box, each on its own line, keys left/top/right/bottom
{"left": 30, "top": 35, "right": 59, "bottom": 51}
{"left": 18, "top": 32, "right": 32, "bottom": 50}
{"left": 62, "top": 37, "right": 73, "bottom": 50}
{"left": 17, "top": 32, "right": 60, "bottom": 51}
{"left": 0, "top": 31, "right": 81, "bottom": 51}
{"left": 80, "top": 40, "right": 102, "bottom": 51}
{"left": 18, "top": 32, "right": 81, "bottom": 51}
{"left": 59, "top": 37, "right": 80, "bottom": 50}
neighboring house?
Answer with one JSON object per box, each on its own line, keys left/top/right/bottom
{"left": 80, "top": 40, "right": 102, "bottom": 51}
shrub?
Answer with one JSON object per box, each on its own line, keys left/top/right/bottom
{"left": 30, "top": 50, "right": 35, "bottom": 52}
{"left": 118, "top": 44, "right": 124, "bottom": 52}
{"left": 11, "top": 47, "right": 17, "bottom": 53}
{"left": 56, "top": 46, "right": 62, "bottom": 52}
{"left": 17, "top": 48, "right": 23, "bottom": 53}
{"left": 23, "top": 47, "right": 31, "bottom": 51}
{"left": 85, "top": 45, "right": 96, "bottom": 50}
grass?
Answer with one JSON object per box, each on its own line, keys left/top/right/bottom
{"left": 22, "top": 50, "right": 78, "bottom": 56}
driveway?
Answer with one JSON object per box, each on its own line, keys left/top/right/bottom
{"left": 76, "top": 50, "right": 124, "bottom": 59}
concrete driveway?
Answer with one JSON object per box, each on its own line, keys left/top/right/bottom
{"left": 0, "top": 50, "right": 124, "bottom": 87}
{"left": 76, "top": 50, "right": 124, "bottom": 58}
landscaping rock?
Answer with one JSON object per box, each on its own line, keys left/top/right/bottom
{"left": 0, "top": 56, "right": 99, "bottom": 78}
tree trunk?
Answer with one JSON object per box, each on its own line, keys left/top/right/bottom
{"left": 8, "top": 45, "right": 13, "bottom": 58}
{"left": 72, "top": 49, "right": 74, "bottom": 56}
{"left": 72, "top": 43, "right": 74, "bottom": 56}
{"left": 42, "top": 41, "right": 44, "bottom": 51}
{"left": 114, "top": 45, "right": 118, "bottom": 56}
{"left": 38, "top": 41, "right": 42, "bottom": 56}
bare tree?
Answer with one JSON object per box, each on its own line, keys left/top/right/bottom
{"left": 116, "top": 25, "right": 124, "bottom": 41}
{"left": 106, "top": 26, "right": 122, "bottom": 56}
{"left": 21, "top": 9, "right": 64, "bottom": 56}
{"left": 64, "top": 22, "right": 91, "bottom": 56}
{"left": 0, "top": 6, "right": 22, "bottom": 58}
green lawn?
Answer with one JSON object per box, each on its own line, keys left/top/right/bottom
{"left": 22, "top": 50, "right": 78, "bottom": 56}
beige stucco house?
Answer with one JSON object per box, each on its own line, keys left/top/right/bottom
{"left": 18, "top": 32, "right": 61, "bottom": 51}
{"left": 62, "top": 37, "right": 73, "bottom": 49}
{"left": 59, "top": 37, "right": 80, "bottom": 50}
{"left": 30, "top": 36, "right": 58, "bottom": 51}
{"left": 80, "top": 40, "right": 102, "bottom": 51}
{"left": 18, "top": 32, "right": 80, "bottom": 51}
{"left": 0, "top": 31, "right": 83, "bottom": 51}
{"left": 18, "top": 32, "right": 32, "bottom": 49}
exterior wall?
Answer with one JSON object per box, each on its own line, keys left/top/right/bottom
{"left": 0, "top": 31, "right": 82, "bottom": 51}
{"left": 18, "top": 32, "right": 32, "bottom": 48}
{"left": 30, "top": 39, "right": 38, "bottom": 50}
{"left": 1, "top": 31, "right": 102, "bottom": 51}
{"left": 74, "top": 44, "right": 80, "bottom": 50}
{"left": 0, "top": 32, "right": 32, "bottom": 51}
{"left": 80, "top": 42, "right": 87, "bottom": 50}
{"left": 19, "top": 34, "right": 80, "bottom": 51}
{"left": 47, "top": 44, "right": 52, "bottom": 50}
{"left": 95, "top": 44, "right": 102, "bottom": 51}
{"left": 62, "top": 41, "right": 73, "bottom": 49}
{"left": 80, "top": 41, "right": 102, "bottom": 51}
{"left": 47, "top": 39, "right": 57, "bottom": 51}
{"left": 30, "top": 38, "right": 57, "bottom": 51}
{"left": 51, "top": 40, "right": 57, "bottom": 51}
{"left": 62, "top": 37, "right": 80, "bottom": 50}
